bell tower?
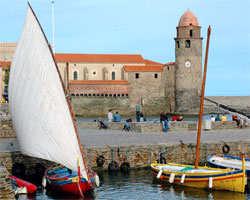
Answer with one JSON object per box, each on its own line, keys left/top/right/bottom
{"left": 174, "top": 10, "right": 203, "bottom": 113}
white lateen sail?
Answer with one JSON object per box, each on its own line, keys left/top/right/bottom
{"left": 8, "top": 5, "right": 88, "bottom": 180}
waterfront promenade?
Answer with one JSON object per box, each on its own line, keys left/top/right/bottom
{"left": 1, "top": 129, "right": 250, "bottom": 152}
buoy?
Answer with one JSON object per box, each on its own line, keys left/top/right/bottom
{"left": 180, "top": 173, "right": 185, "bottom": 184}
{"left": 157, "top": 169, "right": 163, "bottom": 179}
{"left": 222, "top": 144, "right": 230, "bottom": 154}
{"left": 96, "top": 155, "right": 105, "bottom": 167}
{"left": 95, "top": 174, "right": 100, "bottom": 187}
{"left": 108, "top": 161, "right": 119, "bottom": 172}
{"left": 209, "top": 177, "right": 213, "bottom": 188}
{"left": 42, "top": 176, "right": 47, "bottom": 188}
{"left": 120, "top": 162, "right": 130, "bottom": 173}
{"left": 169, "top": 173, "right": 175, "bottom": 183}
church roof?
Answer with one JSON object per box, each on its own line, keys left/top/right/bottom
{"left": 55, "top": 53, "right": 144, "bottom": 63}
{"left": 123, "top": 65, "right": 163, "bottom": 72}
{"left": 178, "top": 10, "right": 199, "bottom": 27}
{"left": 0, "top": 61, "right": 11, "bottom": 70}
{"left": 69, "top": 80, "right": 129, "bottom": 85}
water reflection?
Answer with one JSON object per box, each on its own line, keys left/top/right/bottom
{"left": 18, "top": 169, "right": 249, "bottom": 200}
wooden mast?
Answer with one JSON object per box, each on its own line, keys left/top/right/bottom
{"left": 195, "top": 25, "right": 211, "bottom": 169}
{"left": 27, "top": 2, "right": 90, "bottom": 181}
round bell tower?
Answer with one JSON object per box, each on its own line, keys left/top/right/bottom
{"left": 174, "top": 10, "right": 203, "bottom": 113}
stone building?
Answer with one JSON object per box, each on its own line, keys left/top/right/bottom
{"left": 0, "top": 42, "right": 17, "bottom": 103}
{"left": 56, "top": 10, "right": 202, "bottom": 115}
{"left": 1, "top": 10, "right": 203, "bottom": 115}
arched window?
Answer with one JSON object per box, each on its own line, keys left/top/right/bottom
{"left": 185, "top": 40, "right": 191, "bottom": 48}
{"left": 190, "top": 29, "right": 193, "bottom": 37}
{"left": 73, "top": 71, "right": 78, "bottom": 80}
{"left": 112, "top": 71, "right": 115, "bottom": 80}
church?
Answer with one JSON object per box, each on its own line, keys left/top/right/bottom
{"left": 0, "top": 10, "right": 203, "bottom": 116}
{"left": 56, "top": 10, "right": 203, "bottom": 116}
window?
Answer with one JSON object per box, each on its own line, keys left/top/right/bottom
{"left": 73, "top": 71, "right": 78, "bottom": 80}
{"left": 177, "top": 41, "right": 180, "bottom": 48}
{"left": 92, "top": 71, "right": 97, "bottom": 76}
{"left": 135, "top": 73, "right": 139, "bottom": 79}
{"left": 154, "top": 74, "right": 158, "bottom": 78}
{"left": 190, "top": 30, "right": 193, "bottom": 37}
{"left": 185, "top": 40, "right": 191, "bottom": 48}
{"left": 112, "top": 71, "right": 115, "bottom": 80}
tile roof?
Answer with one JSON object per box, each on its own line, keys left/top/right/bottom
{"left": 164, "top": 62, "right": 175, "bottom": 65}
{"left": 123, "top": 65, "right": 163, "bottom": 72}
{"left": 55, "top": 53, "right": 144, "bottom": 63}
{"left": 144, "top": 59, "right": 163, "bottom": 66}
{"left": 69, "top": 80, "right": 129, "bottom": 85}
{"left": 0, "top": 61, "right": 11, "bottom": 70}
{"left": 178, "top": 10, "right": 199, "bottom": 27}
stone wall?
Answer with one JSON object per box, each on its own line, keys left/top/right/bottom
{"left": 0, "top": 119, "right": 15, "bottom": 138}
{"left": 0, "top": 141, "right": 249, "bottom": 174}
{"left": 77, "top": 121, "right": 239, "bottom": 133}
{"left": 0, "top": 166, "right": 15, "bottom": 199}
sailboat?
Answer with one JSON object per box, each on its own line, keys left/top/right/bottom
{"left": 151, "top": 26, "right": 246, "bottom": 193}
{"left": 8, "top": 3, "right": 98, "bottom": 197}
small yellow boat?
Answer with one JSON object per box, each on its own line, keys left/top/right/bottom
{"left": 151, "top": 159, "right": 246, "bottom": 193}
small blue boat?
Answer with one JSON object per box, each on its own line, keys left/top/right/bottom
{"left": 207, "top": 154, "right": 250, "bottom": 187}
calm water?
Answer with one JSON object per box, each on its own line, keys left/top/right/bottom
{"left": 17, "top": 169, "right": 250, "bottom": 200}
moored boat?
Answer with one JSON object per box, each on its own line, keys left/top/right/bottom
{"left": 9, "top": 175, "right": 37, "bottom": 194}
{"left": 151, "top": 161, "right": 246, "bottom": 193}
{"left": 45, "top": 166, "right": 98, "bottom": 196}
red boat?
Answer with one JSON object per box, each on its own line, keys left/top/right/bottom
{"left": 9, "top": 175, "right": 37, "bottom": 194}
{"left": 45, "top": 166, "right": 98, "bottom": 196}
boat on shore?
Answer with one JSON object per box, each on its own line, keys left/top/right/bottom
{"left": 151, "top": 25, "right": 246, "bottom": 193}
{"left": 8, "top": 3, "right": 98, "bottom": 197}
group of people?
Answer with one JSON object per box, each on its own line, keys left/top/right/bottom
{"left": 108, "top": 109, "right": 121, "bottom": 122}
{"left": 210, "top": 114, "right": 227, "bottom": 121}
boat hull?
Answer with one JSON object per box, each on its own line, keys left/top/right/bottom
{"left": 45, "top": 166, "right": 97, "bottom": 196}
{"left": 151, "top": 163, "right": 245, "bottom": 193}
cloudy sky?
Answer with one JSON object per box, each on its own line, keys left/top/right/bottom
{"left": 0, "top": 0, "right": 249, "bottom": 96}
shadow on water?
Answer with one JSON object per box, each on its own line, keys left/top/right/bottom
{"left": 17, "top": 169, "right": 249, "bottom": 200}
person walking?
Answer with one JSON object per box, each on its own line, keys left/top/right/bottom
{"left": 135, "top": 101, "right": 141, "bottom": 122}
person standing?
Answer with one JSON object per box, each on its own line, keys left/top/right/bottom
{"left": 135, "top": 102, "right": 141, "bottom": 122}
{"left": 108, "top": 109, "right": 113, "bottom": 122}
{"left": 160, "top": 111, "right": 169, "bottom": 132}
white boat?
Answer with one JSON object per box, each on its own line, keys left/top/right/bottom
{"left": 8, "top": 3, "right": 98, "bottom": 197}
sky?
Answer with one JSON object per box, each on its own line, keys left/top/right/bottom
{"left": 0, "top": 0, "right": 249, "bottom": 96}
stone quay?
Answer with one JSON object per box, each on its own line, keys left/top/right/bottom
{"left": 1, "top": 115, "right": 249, "bottom": 174}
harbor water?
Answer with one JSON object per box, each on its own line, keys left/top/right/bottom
{"left": 17, "top": 169, "right": 249, "bottom": 200}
